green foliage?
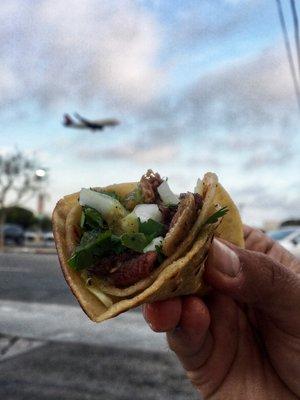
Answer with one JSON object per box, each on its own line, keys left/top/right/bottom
{"left": 0, "top": 206, "right": 52, "bottom": 230}
{"left": 3, "top": 206, "right": 36, "bottom": 229}
{"left": 38, "top": 216, "right": 52, "bottom": 231}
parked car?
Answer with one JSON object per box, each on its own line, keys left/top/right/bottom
{"left": 24, "top": 231, "right": 39, "bottom": 245}
{"left": 267, "top": 228, "right": 300, "bottom": 259}
{"left": 43, "top": 231, "right": 55, "bottom": 247}
{"left": 0, "top": 223, "right": 25, "bottom": 245}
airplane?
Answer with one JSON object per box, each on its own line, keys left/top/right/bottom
{"left": 62, "top": 113, "right": 120, "bottom": 131}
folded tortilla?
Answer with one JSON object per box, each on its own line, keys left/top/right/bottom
{"left": 52, "top": 172, "right": 244, "bottom": 322}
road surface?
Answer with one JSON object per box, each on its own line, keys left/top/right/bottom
{"left": 0, "top": 253, "right": 77, "bottom": 305}
{"left": 0, "top": 253, "right": 200, "bottom": 400}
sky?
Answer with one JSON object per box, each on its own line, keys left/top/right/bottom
{"left": 1, "top": 0, "right": 300, "bottom": 226}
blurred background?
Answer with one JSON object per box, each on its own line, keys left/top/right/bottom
{"left": 0, "top": 1, "right": 299, "bottom": 399}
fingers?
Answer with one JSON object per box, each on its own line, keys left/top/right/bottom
{"left": 187, "top": 294, "right": 239, "bottom": 398}
{"left": 243, "top": 224, "right": 274, "bottom": 253}
{"left": 167, "top": 297, "right": 212, "bottom": 370}
{"left": 243, "top": 224, "right": 253, "bottom": 241}
{"left": 243, "top": 224, "right": 300, "bottom": 274}
{"left": 142, "top": 297, "right": 182, "bottom": 332}
{"left": 143, "top": 296, "right": 212, "bottom": 371}
{"left": 204, "top": 239, "right": 300, "bottom": 334}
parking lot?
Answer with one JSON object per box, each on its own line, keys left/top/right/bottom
{"left": 0, "top": 253, "right": 199, "bottom": 400}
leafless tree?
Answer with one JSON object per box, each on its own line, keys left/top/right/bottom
{"left": 0, "top": 150, "right": 43, "bottom": 248}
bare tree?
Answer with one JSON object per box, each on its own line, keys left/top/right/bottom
{"left": 0, "top": 150, "right": 43, "bottom": 248}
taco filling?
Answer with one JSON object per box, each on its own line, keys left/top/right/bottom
{"left": 68, "top": 170, "right": 209, "bottom": 289}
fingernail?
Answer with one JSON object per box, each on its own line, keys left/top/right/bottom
{"left": 210, "top": 240, "right": 240, "bottom": 277}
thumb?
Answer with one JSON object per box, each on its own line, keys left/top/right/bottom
{"left": 204, "top": 240, "right": 300, "bottom": 334}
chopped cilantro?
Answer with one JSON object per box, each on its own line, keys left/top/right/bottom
{"left": 139, "top": 218, "right": 165, "bottom": 238}
{"left": 80, "top": 206, "right": 104, "bottom": 230}
{"left": 205, "top": 206, "right": 229, "bottom": 225}
{"left": 121, "top": 233, "right": 149, "bottom": 253}
{"left": 111, "top": 234, "right": 127, "bottom": 254}
{"left": 123, "top": 186, "right": 143, "bottom": 207}
{"left": 155, "top": 244, "right": 165, "bottom": 263}
{"left": 69, "top": 211, "right": 168, "bottom": 271}
{"left": 68, "top": 230, "right": 112, "bottom": 270}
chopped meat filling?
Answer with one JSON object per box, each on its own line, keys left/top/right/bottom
{"left": 84, "top": 173, "right": 203, "bottom": 288}
{"left": 162, "top": 193, "right": 198, "bottom": 257}
{"left": 110, "top": 251, "right": 157, "bottom": 287}
{"left": 89, "top": 251, "right": 157, "bottom": 288}
{"left": 140, "top": 169, "right": 163, "bottom": 203}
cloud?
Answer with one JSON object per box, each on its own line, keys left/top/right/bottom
{"left": 155, "top": 0, "right": 262, "bottom": 56}
{"left": 137, "top": 44, "right": 298, "bottom": 147}
{"left": 77, "top": 139, "right": 179, "bottom": 164}
{"left": 181, "top": 47, "right": 297, "bottom": 131}
{"left": 171, "top": 7, "right": 248, "bottom": 48}
{"left": 0, "top": 0, "right": 163, "bottom": 111}
{"left": 230, "top": 180, "right": 300, "bottom": 226}
{"left": 242, "top": 148, "right": 294, "bottom": 169}
{"left": 212, "top": 128, "right": 295, "bottom": 169}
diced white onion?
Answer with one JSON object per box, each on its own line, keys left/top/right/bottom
{"left": 157, "top": 181, "right": 179, "bottom": 205}
{"left": 79, "top": 188, "right": 127, "bottom": 221}
{"left": 86, "top": 286, "right": 113, "bottom": 308}
{"left": 81, "top": 271, "right": 113, "bottom": 308}
{"left": 133, "top": 204, "right": 162, "bottom": 223}
{"left": 143, "top": 236, "right": 163, "bottom": 253}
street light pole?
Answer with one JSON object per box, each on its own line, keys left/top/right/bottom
{"left": 35, "top": 168, "right": 48, "bottom": 218}
{"left": 35, "top": 168, "right": 48, "bottom": 244}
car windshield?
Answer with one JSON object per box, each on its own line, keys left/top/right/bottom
{"left": 268, "top": 229, "right": 296, "bottom": 241}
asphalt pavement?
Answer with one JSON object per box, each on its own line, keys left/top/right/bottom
{"left": 0, "top": 253, "right": 77, "bottom": 305}
{"left": 0, "top": 253, "right": 201, "bottom": 400}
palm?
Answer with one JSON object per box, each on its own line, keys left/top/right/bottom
{"left": 192, "top": 292, "right": 298, "bottom": 399}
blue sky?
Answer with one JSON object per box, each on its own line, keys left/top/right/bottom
{"left": 1, "top": 0, "right": 300, "bottom": 226}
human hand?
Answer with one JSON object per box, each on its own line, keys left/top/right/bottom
{"left": 143, "top": 226, "right": 300, "bottom": 399}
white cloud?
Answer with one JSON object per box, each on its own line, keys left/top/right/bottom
{"left": 77, "top": 140, "right": 179, "bottom": 164}
{"left": 182, "top": 47, "right": 297, "bottom": 131}
{"left": 0, "top": 0, "right": 163, "bottom": 111}
{"left": 0, "top": 64, "right": 20, "bottom": 103}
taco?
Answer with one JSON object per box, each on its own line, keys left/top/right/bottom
{"left": 52, "top": 170, "right": 244, "bottom": 322}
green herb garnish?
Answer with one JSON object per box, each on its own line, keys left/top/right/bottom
{"left": 80, "top": 206, "right": 104, "bottom": 230}
{"left": 68, "top": 230, "right": 112, "bottom": 270}
{"left": 69, "top": 214, "right": 167, "bottom": 270}
{"left": 139, "top": 218, "right": 165, "bottom": 238}
{"left": 122, "top": 186, "right": 144, "bottom": 209}
{"left": 121, "top": 233, "right": 149, "bottom": 253}
{"left": 111, "top": 234, "right": 127, "bottom": 254}
{"left": 205, "top": 206, "right": 229, "bottom": 225}
{"left": 155, "top": 244, "right": 165, "bottom": 263}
